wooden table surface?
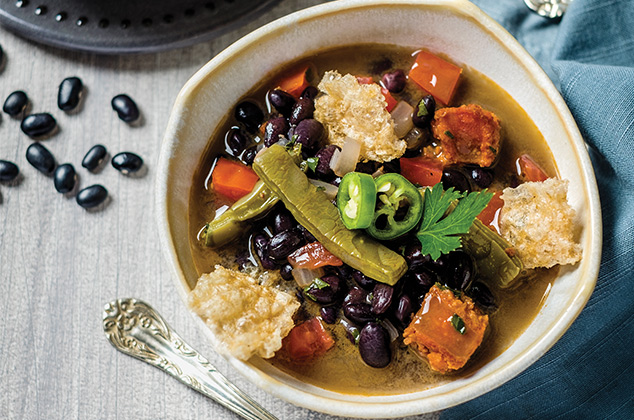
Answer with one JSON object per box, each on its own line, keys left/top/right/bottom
{"left": 0, "top": 2, "right": 437, "bottom": 419}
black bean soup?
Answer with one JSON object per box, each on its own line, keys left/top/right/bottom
{"left": 188, "top": 44, "right": 559, "bottom": 395}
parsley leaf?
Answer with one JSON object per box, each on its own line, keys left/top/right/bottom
{"left": 416, "top": 183, "right": 493, "bottom": 260}
{"left": 417, "top": 101, "right": 429, "bottom": 117}
{"left": 451, "top": 314, "right": 466, "bottom": 334}
{"left": 306, "top": 156, "right": 319, "bottom": 172}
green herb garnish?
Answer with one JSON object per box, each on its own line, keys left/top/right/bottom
{"left": 444, "top": 130, "right": 455, "bottom": 139}
{"left": 489, "top": 146, "right": 498, "bottom": 154}
{"left": 451, "top": 314, "right": 466, "bottom": 334}
{"left": 416, "top": 183, "right": 493, "bottom": 260}
{"left": 306, "top": 156, "right": 319, "bottom": 172}
{"left": 417, "top": 101, "right": 429, "bottom": 117}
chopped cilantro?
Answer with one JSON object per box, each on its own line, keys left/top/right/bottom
{"left": 416, "top": 183, "right": 493, "bottom": 260}
{"left": 417, "top": 101, "right": 429, "bottom": 117}
{"left": 306, "top": 156, "right": 319, "bottom": 172}
{"left": 489, "top": 146, "right": 498, "bottom": 154}
{"left": 451, "top": 314, "right": 466, "bottom": 334}
{"left": 444, "top": 130, "right": 455, "bottom": 139}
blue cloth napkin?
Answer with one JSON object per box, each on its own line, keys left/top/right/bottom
{"left": 440, "top": 0, "right": 634, "bottom": 418}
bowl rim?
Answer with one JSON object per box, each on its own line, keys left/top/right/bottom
{"left": 156, "top": 0, "right": 602, "bottom": 417}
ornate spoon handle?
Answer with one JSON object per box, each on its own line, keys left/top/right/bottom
{"left": 103, "top": 298, "right": 278, "bottom": 420}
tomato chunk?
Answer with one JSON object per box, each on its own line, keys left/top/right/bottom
{"left": 211, "top": 157, "right": 259, "bottom": 202}
{"left": 277, "top": 65, "right": 310, "bottom": 98}
{"left": 477, "top": 190, "right": 504, "bottom": 233}
{"left": 282, "top": 318, "right": 334, "bottom": 361}
{"left": 409, "top": 50, "right": 462, "bottom": 105}
{"left": 399, "top": 156, "right": 443, "bottom": 187}
{"left": 517, "top": 154, "right": 549, "bottom": 182}
{"left": 287, "top": 242, "right": 343, "bottom": 270}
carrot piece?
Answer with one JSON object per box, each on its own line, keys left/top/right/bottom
{"left": 211, "top": 157, "right": 259, "bottom": 202}
{"left": 518, "top": 154, "right": 549, "bottom": 182}
{"left": 409, "top": 50, "right": 462, "bottom": 105}
{"left": 357, "top": 76, "right": 397, "bottom": 111}
{"left": 278, "top": 65, "right": 310, "bottom": 98}
{"left": 287, "top": 242, "right": 343, "bottom": 270}
{"left": 403, "top": 284, "right": 488, "bottom": 374}
{"left": 282, "top": 318, "right": 334, "bottom": 361}
{"left": 477, "top": 190, "right": 504, "bottom": 233}
{"left": 399, "top": 156, "right": 444, "bottom": 187}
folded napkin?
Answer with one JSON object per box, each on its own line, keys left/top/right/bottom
{"left": 441, "top": 0, "right": 634, "bottom": 418}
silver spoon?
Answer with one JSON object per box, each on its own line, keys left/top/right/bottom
{"left": 524, "top": 0, "right": 572, "bottom": 19}
{"left": 103, "top": 298, "right": 278, "bottom": 420}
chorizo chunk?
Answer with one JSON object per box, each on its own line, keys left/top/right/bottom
{"left": 403, "top": 284, "right": 488, "bottom": 374}
{"left": 430, "top": 104, "right": 501, "bottom": 167}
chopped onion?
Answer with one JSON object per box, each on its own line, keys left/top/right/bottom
{"left": 309, "top": 179, "right": 339, "bottom": 200}
{"left": 291, "top": 267, "right": 325, "bottom": 288}
{"left": 330, "top": 137, "right": 361, "bottom": 177}
{"left": 382, "top": 319, "right": 399, "bottom": 343}
{"left": 391, "top": 101, "right": 415, "bottom": 138}
{"left": 403, "top": 127, "right": 425, "bottom": 150}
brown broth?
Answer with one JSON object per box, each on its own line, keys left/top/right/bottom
{"left": 188, "top": 44, "right": 558, "bottom": 395}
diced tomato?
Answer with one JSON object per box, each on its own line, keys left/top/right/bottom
{"left": 357, "top": 76, "right": 397, "bottom": 111}
{"left": 277, "top": 64, "right": 310, "bottom": 98}
{"left": 287, "top": 242, "right": 343, "bottom": 270}
{"left": 282, "top": 318, "right": 334, "bottom": 361}
{"left": 477, "top": 190, "right": 504, "bottom": 233}
{"left": 399, "top": 156, "right": 444, "bottom": 187}
{"left": 211, "top": 157, "right": 259, "bottom": 202}
{"left": 517, "top": 154, "right": 549, "bottom": 182}
{"left": 409, "top": 50, "right": 462, "bottom": 105}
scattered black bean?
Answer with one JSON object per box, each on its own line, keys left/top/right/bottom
{"left": 263, "top": 116, "right": 289, "bottom": 147}
{"left": 21, "top": 113, "right": 57, "bottom": 137}
{"left": 111, "top": 152, "right": 143, "bottom": 174}
{"left": 225, "top": 129, "right": 248, "bottom": 156}
{"left": 267, "top": 89, "right": 295, "bottom": 117}
{"left": 381, "top": 69, "right": 406, "bottom": 93}
{"left": 267, "top": 229, "right": 304, "bottom": 260}
{"left": 394, "top": 294, "right": 414, "bottom": 327}
{"left": 0, "top": 160, "right": 19, "bottom": 181}
{"left": 76, "top": 184, "right": 108, "bottom": 208}
{"left": 279, "top": 263, "right": 294, "bottom": 281}
{"left": 305, "top": 274, "right": 343, "bottom": 305}
{"left": 314, "top": 145, "right": 339, "bottom": 180}
{"left": 289, "top": 97, "right": 314, "bottom": 125}
{"left": 412, "top": 95, "right": 436, "bottom": 128}
{"left": 57, "top": 76, "right": 83, "bottom": 111}
{"left": 111, "top": 94, "right": 139, "bottom": 123}
{"left": 272, "top": 209, "right": 295, "bottom": 234}
{"left": 343, "top": 303, "right": 374, "bottom": 324}
{"left": 300, "top": 86, "right": 319, "bottom": 100}
{"left": 407, "top": 271, "right": 436, "bottom": 296}
{"left": 3, "top": 91, "right": 28, "bottom": 116}
{"left": 468, "top": 281, "right": 497, "bottom": 312}
{"left": 442, "top": 168, "right": 471, "bottom": 192}
{"left": 468, "top": 166, "right": 495, "bottom": 188}
{"left": 404, "top": 242, "right": 432, "bottom": 272}
{"left": 352, "top": 270, "right": 376, "bottom": 290}
{"left": 320, "top": 306, "right": 338, "bottom": 324}
{"left": 82, "top": 144, "right": 107, "bottom": 171}
{"left": 297, "top": 224, "right": 317, "bottom": 243}
{"left": 293, "top": 119, "right": 323, "bottom": 150}
{"left": 371, "top": 283, "right": 394, "bottom": 315}
{"left": 355, "top": 160, "right": 380, "bottom": 175}
{"left": 442, "top": 250, "right": 476, "bottom": 290}
{"left": 234, "top": 101, "right": 263, "bottom": 133}
{"left": 358, "top": 322, "right": 391, "bottom": 368}
{"left": 25, "top": 143, "right": 55, "bottom": 174}
{"left": 241, "top": 145, "right": 258, "bottom": 166}
{"left": 53, "top": 163, "right": 76, "bottom": 193}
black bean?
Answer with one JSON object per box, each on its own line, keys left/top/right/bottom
{"left": 355, "top": 161, "right": 380, "bottom": 175}
{"left": 297, "top": 224, "right": 317, "bottom": 243}
{"left": 263, "top": 116, "right": 289, "bottom": 147}
{"left": 21, "top": 113, "right": 56, "bottom": 137}
{"left": 111, "top": 152, "right": 143, "bottom": 174}
{"left": 57, "top": 76, "right": 83, "bottom": 111}
{"left": 344, "top": 286, "right": 369, "bottom": 306}
{"left": 3, "top": 91, "right": 28, "bottom": 116}
{"left": 82, "top": 144, "right": 107, "bottom": 171}
{"left": 272, "top": 210, "right": 295, "bottom": 234}
{"left": 305, "top": 274, "right": 342, "bottom": 305}
{"left": 359, "top": 322, "right": 391, "bottom": 368}
{"left": 442, "top": 168, "right": 471, "bottom": 192}
{"left": 25, "top": 143, "right": 55, "bottom": 174}
{"left": 332, "top": 264, "right": 352, "bottom": 281}
{"left": 352, "top": 270, "right": 376, "bottom": 290}
{"left": 267, "top": 89, "right": 295, "bottom": 117}
{"left": 226, "top": 129, "right": 248, "bottom": 156}
{"left": 53, "top": 163, "right": 76, "bottom": 193}
{"left": 111, "top": 94, "right": 139, "bottom": 123}
{"left": 293, "top": 119, "right": 323, "bottom": 150}
{"left": 0, "top": 160, "right": 19, "bottom": 181}
{"left": 469, "top": 281, "right": 497, "bottom": 312}
{"left": 381, "top": 69, "right": 406, "bottom": 93}
{"left": 313, "top": 145, "right": 340, "bottom": 180}
{"left": 371, "top": 58, "right": 393, "bottom": 75}
{"left": 241, "top": 145, "right": 258, "bottom": 166}
{"left": 412, "top": 95, "right": 436, "bottom": 128}
{"left": 76, "top": 184, "right": 108, "bottom": 208}
{"left": 343, "top": 303, "right": 374, "bottom": 324}
{"left": 394, "top": 295, "right": 414, "bottom": 327}
{"left": 404, "top": 242, "right": 432, "bottom": 272}
{"left": 252, "top": 233, "right": 277, "bottom": 270}
{"left": 442, "top": 250, "right": 476, "bottom": 290}
{"left": 341, "top": 318, "right": 360, "bottom": 344}
{"left": 371, "top": 283, "right": 394, "bottom": 315}
{"left": 408, "top": 271, "right": 436, "bottom": 294}
{"left": 382, "top": 159, "right": 400, "bottom": 174}
{"left": 267, "top": 229, "right": 304, "bottom": 260}
{"left": 280, "top": 263, "right": 294, "bottom": 281}
{"left": 234, "top": 101, "right": 263, "bottom": 133}
{"left": 289, "top": 97, "right": 314, "bottom": 124}
{"left": 468, "top": 166, "right": 495, "bottom": 188}
{"left": 300, "top": 86, "right": 319, "bottom": 100}
{"left": 320, "top": 306, "right": 338, "bottom": 324}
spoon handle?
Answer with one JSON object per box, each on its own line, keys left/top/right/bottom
{"left": 103, "top": 298, "right": 278, "bottom": 420}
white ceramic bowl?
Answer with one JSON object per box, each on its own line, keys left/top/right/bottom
{"left": 156, "top": 0, "right": 602, "bottom": 417}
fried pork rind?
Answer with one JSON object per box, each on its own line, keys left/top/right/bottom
{"left": 314, "top": 70, "right": 406, "bottom": 162}
{"left": 500, "top": 178, "right": 582, "bottom": 269}
{"left": 189, "top": 265, "right": 300, "bottom": 360}
{"left": 403, "top": 285, "right": 488, "bottom": 374}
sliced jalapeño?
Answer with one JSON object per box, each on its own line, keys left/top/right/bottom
{"left": 336, "top": 172, "right": 377, "bottom": 229}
